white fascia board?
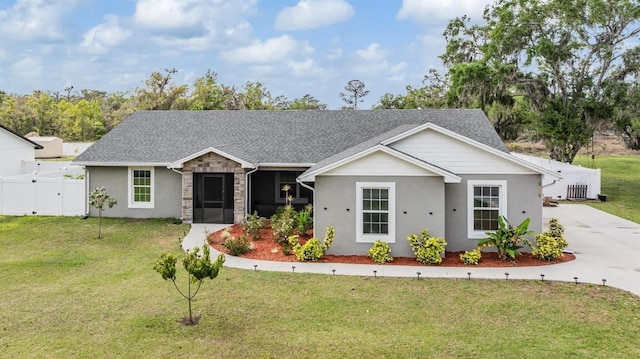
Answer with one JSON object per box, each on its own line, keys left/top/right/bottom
{"left": 382, "top": 122, "right": 562, "bottom": 179}
{"left": 74, "top": 161, "right": 169, "bottom": 167}
{"left": 167, "top": 147, "right": 254, "bottom": 169}
{"left": 297, "top": 145, "right": 461, "bottom": 183}
{"left": 257, "top": 163, "right": 315, "bottom": 168}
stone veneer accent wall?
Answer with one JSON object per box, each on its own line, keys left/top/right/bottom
{"left": 181, "top": 152, "right": 245, "bottom": 224}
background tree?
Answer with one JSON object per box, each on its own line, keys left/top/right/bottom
{"left": 375, "top": 70, "right": 449, "bottom": 109}
{"left": 441, "top": 0, "right": 640, "bottom": 162}
{"left": 88, "top": 186, "right": 117, "bottom": 239}
{"left": 340, "top": 79, "right": 369, "bottom": 110}
{"left": 153, "top": 245, "right": 225, "bottom": 325}
{"left": 286, "top": 94, "right": 327, "bottom": 110}
{"left": 189, "top": 70, "right": 226, "bottom": 110}
{"left": 136, "top": 68, "right": 188, "bottom": 110}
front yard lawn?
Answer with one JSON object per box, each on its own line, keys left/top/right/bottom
{"left": 1, "top": 216, "right": 639, "bottom": 358}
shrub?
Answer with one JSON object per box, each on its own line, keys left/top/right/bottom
{"left": 221, "top": 235, "right": 252, "bottom": 256}
{"left": 407, "top": 229, "right": 447, "bottom": 265}
{"left": 547, "top": 218, "right": 568, "bottom": 251}
{"left": 367, "top": 240, "right": 394, "bottom": 264}
{"left": 243, "top": 211, "right": 266, "bottom": 240}
{"left": 477, "top": 216, "right": 532, "bottom": 261}
{"left": 459, "top": 248, "right": 482, "bottom": 265}
{"left": 532, "top": 233, "right": 564, "bottom": 261}
{"left": 547, "top": 218, "right": 565, "bottom": 239}
{"left": 296, "top": 204, "right": 313, "bottom": 234}
{"left": 291, "top": 226, "right": 336, "bottom": 262}
{"left": 271, "top": 205, "right": 296, "bottom": 253}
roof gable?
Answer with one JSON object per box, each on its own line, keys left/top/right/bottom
{"left": 385, "top": 123, "right": 561, "bottom": 178}
{"left": 0, "top": 124, "right": 43, "bottom": 150}
{"left": 299, "top": 145, "right": 461, "bottom": 183}
{"left": 168, "top": 147, "right": 254, "bottom": 169}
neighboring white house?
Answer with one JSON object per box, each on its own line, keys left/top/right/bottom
{"left": 0, "top": 124, "right": 43, "bottom": 177}
{"left": 512, "top": 153, "right": 601, "bottom": 200}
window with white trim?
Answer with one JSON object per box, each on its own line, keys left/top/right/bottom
{"left": 128, "top": 167, "right": 154, "bottom": 208}
{"left": 356, "top": 182, "right": 395, "bottom": 243}
{"left": 467, "top": 180, "right": 506, "bottom": 238}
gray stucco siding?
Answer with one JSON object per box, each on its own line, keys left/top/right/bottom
{"left": 444, "top": 174, "right": 542, "bottom": 251}
{"left": 86, "top": 166, "right": 182, "bottom": 219}
{"left": 314, "top": 175, "right": 446, "bottom": 257}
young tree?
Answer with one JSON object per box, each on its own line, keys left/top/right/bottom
{"left": 340, "top": 79, "right": 369, "bottom": 110}
{"left": 154, "top": 245, "right": 225, "bottom": 325}
{"left": 88, "top": 186, "right": 117, "bottom": 239}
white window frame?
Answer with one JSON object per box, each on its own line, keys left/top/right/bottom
{"left": 467, "top": 180, "right": 507, "bottom": 239}
{"left": 356, "top": 182, "right": 395, "bottom": 243}
{"left": 128, "top": 167, "right": 155, "bottom": 209}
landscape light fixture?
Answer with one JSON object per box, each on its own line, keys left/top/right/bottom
{"left": 291, "top": 266, "right": 295, "bottom": 273}
{"left": 540, "top": 274, "right": 545, "bottom": 281}
{"left": 602, "top": 278, "right": 607, "bottom": 286}
{"left": 373, "top": 270, "right": 377, "bottom": 278}
{"left": 467, "top": 272, "right": 471, "bottom": 280}
{"left": 253, "top": 264, "right": 257, "bottom": 271}
{"left": 574, "top": 276, "right": 578, "bottom": 284}
{"left": 505, "top": 272, "right": 509, "bottom": 280}
{"left": 416, "top": 272, "right": 421, "bottom": 280}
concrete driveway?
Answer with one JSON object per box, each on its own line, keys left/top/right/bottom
{"left": 542, "top": 204, "right": 640, "bottom": 295}
{"left": 183, "top": 204, "right": 640, "bottom": 296}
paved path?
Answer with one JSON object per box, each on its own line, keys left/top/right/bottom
{"left": 182, "top": 204, "right": 640, "bottom": 296}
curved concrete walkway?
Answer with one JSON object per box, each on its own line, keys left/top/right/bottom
{"left": 182, "top": 204, "right": 640, "bottom": 296}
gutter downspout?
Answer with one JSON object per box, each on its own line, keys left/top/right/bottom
{"left": 83, "top": 166, "right": 90, "bottom": 216}
{"left": 245, "top": 166, "right": 259, "bottom": 218}
{"left": 297, "top": 178, "right": 315, "bottom": 235}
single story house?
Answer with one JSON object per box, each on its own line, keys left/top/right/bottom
{"left": 0, "top": 124, "right": 43, "bottom": 177}
{"left": 74, "top": 110, "right": 559, "bottom": 255}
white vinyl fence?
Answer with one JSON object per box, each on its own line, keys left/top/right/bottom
{"left": 0, "top": 163, "right": 86, "bottom": 216}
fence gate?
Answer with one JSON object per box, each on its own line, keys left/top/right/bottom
{"left": 0, "top": 177, "right": 85, "bottom": 216}
{"left": 566, "top": 184, "right": 588, "bottom": 200}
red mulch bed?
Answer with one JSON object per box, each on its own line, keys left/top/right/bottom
{"left": 208, "top": 224, "right": 575, "bottom": 267}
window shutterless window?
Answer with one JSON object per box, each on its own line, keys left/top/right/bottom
{"left": 467, "top": 180, "right": 506, "bottom": 238}
{"left": 128, "top": 167, "right": 154, "bottom": 208}
{"left": 356, "top": 182, "right": 395, "bottom": 243}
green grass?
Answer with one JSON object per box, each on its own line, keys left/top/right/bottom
{"left": 1, "top": 216, "right": 640, "bottom": 358}
{"left": 573, "top": 154, "right": 640, "bottom": 223}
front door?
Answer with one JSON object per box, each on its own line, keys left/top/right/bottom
{"left": 193, "top": 173, "right": 234, "bottom": 223}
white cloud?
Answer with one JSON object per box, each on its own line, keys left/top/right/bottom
{"left": 349, "top": 43, "right": 405, "bottom": 79}
{"left": 10, "top": 54, "right": 43, "bottom": 77}
{"left": 221, "top": 35, "right": 313, "bottom": 64}
{"left": 288, "top": 58, "right": 324, "bottom": 77}
{"left": 80, "top": 16, "right": 132, "bottom": 55}
{"left": 397, "top": 0, "right": 490, "bottom": 24}
{"left": 0, "top": 0, "right": 79, "bottom": 41}
{"left": 133, "top": 0, "right": 257, "bottom": 50}
{"left": 355, "top": 43, "right": 388, "bottom": 62}
{"left": 275, "top": 0, "right": 354, "bottom": 30}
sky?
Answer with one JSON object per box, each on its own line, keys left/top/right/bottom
{"left": 0, "top": 0, "right": 492, "bottom": 109}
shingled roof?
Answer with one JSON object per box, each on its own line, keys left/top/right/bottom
{"left": 74, "top": 109, "right": 508, "bottom": 166}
